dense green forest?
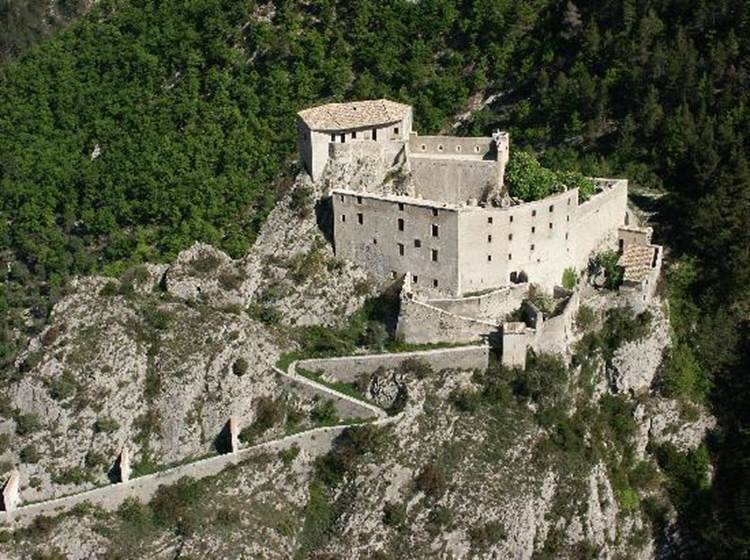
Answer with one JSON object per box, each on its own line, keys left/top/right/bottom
{"left": 1, "top": 0, "right": 748, "bottom": 556}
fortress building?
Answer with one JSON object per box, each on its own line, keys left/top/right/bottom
{"left": 297, "top": 99, "right": 628, "bottom": 297}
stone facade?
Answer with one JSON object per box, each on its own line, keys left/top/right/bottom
{"left": 305, "top": 99, "right": 629, "bottom": 298}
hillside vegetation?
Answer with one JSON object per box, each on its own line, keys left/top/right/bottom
{"left": 1, "top": 0, "right": 749, "bottom": 556}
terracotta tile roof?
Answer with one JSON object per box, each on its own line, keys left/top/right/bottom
{"left": 298, "top": 99, "right": 410, "bottom": 131}
{"left": 618, "top": 245, "right": 656, "bottom": 282}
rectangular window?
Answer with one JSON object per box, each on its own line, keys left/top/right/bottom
{"left": 531, "top": 226, "right": 536, "bottom": 233}
{"left": 339, "top": 194, "right": 344, "bottom": 202}
{"left": 508, "top": 234, "right": 513, "bottom": 241}
{"left": 357, "top": 213, "right": 363, "bottom": 224}
{"left": 549, "top": 222, "right": 553, "bottom": 229}
{"left": 372, "top": 128, "right": 378, "bottom": 140}
{"left": 414, "top": 239, "right": 421, "bottom": 248}
{"left": 487, "top": 255, "right": 492, "bottom": 262}
{"left": 398, "top": 243, "right": 405, "bottom": 256}
{"left": 394, "top": 127, "right": 399, "bottom": 135}
{"left": 398, "top": 202, "right": 404, "bottom": 211}
{"left": 432, "top": 279, "right": 439, "bottom": 288}
{"left": 568, "top": 198, "right": 572, "bottom": 205}
{"left": 508, "top": 253, "right": 512, "bottom": 261}
{"left": 530, "top": 244, "right": 535, "bottom": 251}
{"left": 330, "top": 134, "right": 335, "bottom": 142}
{"left": 567, "top": 215, "right": 570, "bottom": 222}
{"left": 373, "top": 238, "right": 378, "bottom": 244}
{"left": 340, "top": 134, "right": 346, "bottom": 143}
{"left": 431, "top": 249, "right": 438, "bottom": 262}
{"left": 487, "top": 234, "right": 492, "bottom": 243}
{"left": 352, "top": 131, "right": 357, "bottom": 139}
{"left": 532, "top": 210, "right": 537, "bottom": 217}
{"left": 412, "top": 274, "right": 418, "bottom": 283}
{"left": 341, "top": 214, "right": 346, "bottom": 222}
{"left": 432, "top": 208, "right": 439, "bottom": 217}
{"left": 509, "top": 215, "right": 514, "bottom": 223}
{"left": 398, "top": 218, "right": 404, "bottom": 231}
{"left": 488, "top": 217, "right": 493, "bottom": 224}
{"left": 565, "top": 233, "right": 569, "bottom": 240}
{"left": 390, "top": 271, "right": 397, "bottom": 279}
{"left": 357, "top": 196, "right": 362, "bottom": 204}
{"left": 432, "top": 224, "right": 439, "bottom": 237}
{"left": 549, "top": 205, "right": 554, "bottom": 212}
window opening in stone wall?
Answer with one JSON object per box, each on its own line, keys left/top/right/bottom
{"left": 391, "top": 271, "right": 397, "bottom": 279}
{"left": 340, "top": 134, "right": 346, "bottom": 143}
{"left": 398, "top": 202, "right": 404, "bottom": 211}
{"left": 373, "top": 238, "right": 378, "bottom": 245}
{"left": 433, "top": 279, "right": 439, "bottom": 288}
{"left": 549, "top": 223, "right": 553, "bottom": 229}
{"left": 456, "top": 145, "right": 462, "bottom": 152}
{"left": 340, "top": 195, "right": 344, "bottom": 202}
{"left": 432, "top": 249, "right": 438, "bottom": 261}
{"left": 488, "top": 234, "right": 492, "bottom": 243}
{"left": 438, "top": 144, "right": 444, "bottom": 152}
{"left": 487, "top": 255, "right": 492, "bottom": 262}
{"left": 357, "top": 196, "right": 362, "bottom": 204}
{"left": 330, "top": 134, "right": 335, "bottom": 142}
{"left": 531, "top": 226, "right": 536, "bottom": 233}
{"left": 357, "top": 213, "right": 363, "bottom": 224}
{"left": 394, "top": 127, "right": 399, "bottom": 135}
{"left": 352, "top": 131, "right": 357, "bottom": 139}
{"left": 398, "top": 243, "right": 405, "bottom": 256}
{"left": 532, "top": 210, "right": 537, "bottom": 217}
{"left": 414, "top": 239, "right": 421, "bottom": 248}
{"left": 510, "top": 271, "right": 518, "bottom": 282}
{"left": 531, "top": 244, "right": 535, "bottom": 251}
{"left": 508, "top": 234, "right": 513, "bottom": 241}
{"left": 474, "top": 145, "right": 480, "bottom": 153}
{"left": 398, "top": 218, "right": 404, "bottom": 231}
{"left": 568, "top": 198, "right": 571, "bottom": 205}
{"left": 432, "top": 224, "right": 439, "bottom": 237}
{"left": 509, "top": 215, "right": 514, "bottom": 223}
{"left": 372, "top": 128, "right": 378, "bottom": 140}
{"left": 619, "top": 239, "right": 624, "bottom": 252}
{"left": 549, "top": 205, "right": 554, "bottom": 212}
{"left": 508, "top": 253, "right": 512, "bottom": 261}
{"left": 421, "top": 144, "right": 426, "bottom": 151}
{"left": 341, "top": 215, "right": 346, "bottom": 222}
{"left": 412, "top": 275, "right": 418, "bottom": 283}
{"left": 567, "top": 215, "right": 570, "bottom": 222}
{"left": 565, "top": 233, "right": 569, "bottom": 240}
{"left": 488, "top": 217, "right": 493, "bottom": 224}
{"left": 432, "top": 208, "right": 439, "bottom": 217}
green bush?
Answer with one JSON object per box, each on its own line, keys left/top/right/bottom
{"left": 662, "top": 343, "right": 712, "bottom": 403}
{"left": 239, "top": 396, "right": 284, "bottom": 443}
{"left": 279, "top": 445, "right": 300, "bottom": 465}
{"left": 117, "top": 497, "right": 153, "bottom": 529}
{"left": 19, "top": 444, "right": 40, "bottom": 463}
{"left": 94, "top": 416, "right": 120, "bottom": 433}
{"left": 310, "top": 400, "right": 338, "bottom": 425}
{"left": 562, "top": 267, "right": 577, "bottom": 290}
{"left": 289, "top": 186, "right": 313, "bottom": 218}
{"left": 528, "top": 289, "right": 554, "bottom": 315}
{"left": 575, "top": 305, "right": 596, "bottom": 331}
{"left": 315, "top": 425, "right": 386, "bottom": 485}
{"left": 232, "top": 357, "right": 249, "bottom": 377}
{"left": 15, "top": 412, "right": 41, "bottom": 435}
{"left": 415, "top": 463, "right": 447, "bottom": 497}
{"left": 506, "top": 150, "right": 559, "bottom": 201}
{"left": 557, "top": 170, "right": 595, "bottom": 201}
{"left": 218, "top": 269, "right": 244, "bottom": 291}
{"left": 593, "top": 250, "right": 623, "bottom": 290}
{"left": 449, "top": 387, "right": 481, "bottom": 412}
{"left": 382, "top": 501, "right": 407, "bottom": 528}
{"left": 48, "top": 370, "right": 78, "bottom": 401}
{"left": 150, "top": 476, "right": 203, "bottom": 535}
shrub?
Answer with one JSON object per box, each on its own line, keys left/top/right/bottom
{"left": 99, "top": 281, "right": 120, "bottom": 296}
{"left": 593, "top": 250, "right": 623, "bottom": 290}
{"left": 232, "top": 357, "right": 249, "bottom": 377}
{"left": 415, "top": 463, "right": 446, "bottom": 497}
{"left": 575, "top": 305, "right": 596, "bottom": 331}
{"left": 469, "top": 520, "right": 507, "bottom": 550}
{"left": 239, "top": 396, "right": 283, "bottom": 443}
{"left": 310, "top": 400, "right": 338, "bottom": 425}
{"left": 279, "top": 445, "right": 300, "bottom": 465}
{"left": 19, "top": 444, "right": 40, "bottom": 463}
{"left": 315, "top": 425, "right": 386, "bottom": 484}
{"left": 358, "top": 321, "right": 388, "bottom": 351}
{"left": 289, "top": 186, "right": 313, "bottom": 218}
{"left": 117, "top": 496, "right": 152, "bottom": 529}
{"left": 48, "top": 370, "right": 78, "bottom": 401}
{"left": 557, "top": 170, "right": 595, "bottom": 201}
{"left": 94, "top": 416, "right": 120, "bottom": 433}
{"left": 450, "top": 387, "right": 481, "bottom": 412}
{"left": 562, "top": 267, "right": 577, "bottom": 290}
{"left": 382, "top": 501, "right": 406, "bottom": 528}
{"left": 527, "top": 289, "right": 554, "bottom": 316}
{"left": 662, "top": 343, "right": 712, "bottom": 403}
{"left": 190, "top": 253, "right": 221, "bottom": 275}
{"left": 246, "top": 302, "right": 281, "bottom": 325}
{"left": 150, "top": 476, "right": 203, "bottom": 534}
{"left": 506, "top": 150, "right": 559, "bottom": 201}
{"left": 53, "top": 467, "right": 91, "bottom": 485}
{"left": 15, "top": 412, "right": 41, "bottom": 435}
{"left": 218, "top": 269, "right": 244, "bottom": 291}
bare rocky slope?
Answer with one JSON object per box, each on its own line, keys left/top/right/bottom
{"left": 0, "top": 169, "right": 715, "bottom": 558}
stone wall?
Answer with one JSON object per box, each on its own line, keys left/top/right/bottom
{"left": 333, "top": 189, "right": 460, "bottom": 295}
{"left": 409, "top": 158, "right": 498, "bottom": 204}
{"left": 408, "top": 134, "right": 496, "bottom": 158}
{"left": 534, "top": 289, "right": 580, "bottom": 357}
{"left": 572, "top": 179, "right": 628, "bottom": 267}
{"left": 295, "top": 345, "right": 489, "bottom": 383}
{"left": 396, "top": 294, "right": 500, "bottom": 345}
{"left": 425, "top": 283, "right": 528, "bottom": 321}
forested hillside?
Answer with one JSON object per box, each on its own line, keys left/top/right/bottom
{"left": 1, "top": 0, "right": 748, "bottom": 556}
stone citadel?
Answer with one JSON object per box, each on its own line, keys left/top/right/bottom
{"left": 298, "top": 99, "right": 662, "bottom": 366}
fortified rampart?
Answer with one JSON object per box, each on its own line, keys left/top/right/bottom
{"left": 425, "top": 284, "right": 528, "bottom": 322}
{"left": 295, "top": 345, "right": 489, "bottom": 383}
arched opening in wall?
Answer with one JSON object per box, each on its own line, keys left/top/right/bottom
{"left": 510, "top": 271, "right": 528, "bottom": 284}
{"left": 437, "top": 144, "right": 444, "bottom": 152}
{"left": 474, "top": 146, "right": 480, "bottom": 153}
{"left": 456, "top": 145, "right": 462, "bottom": 152}
{"left": 421, "top": 144, "right": 426, "bottom": 151}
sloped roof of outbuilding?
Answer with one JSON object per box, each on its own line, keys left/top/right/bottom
{"left": 618, "top": 245, "right": 656, "bottom": 282}
{"left": 297, "top": 99, "right": 410, "bottom": 131}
